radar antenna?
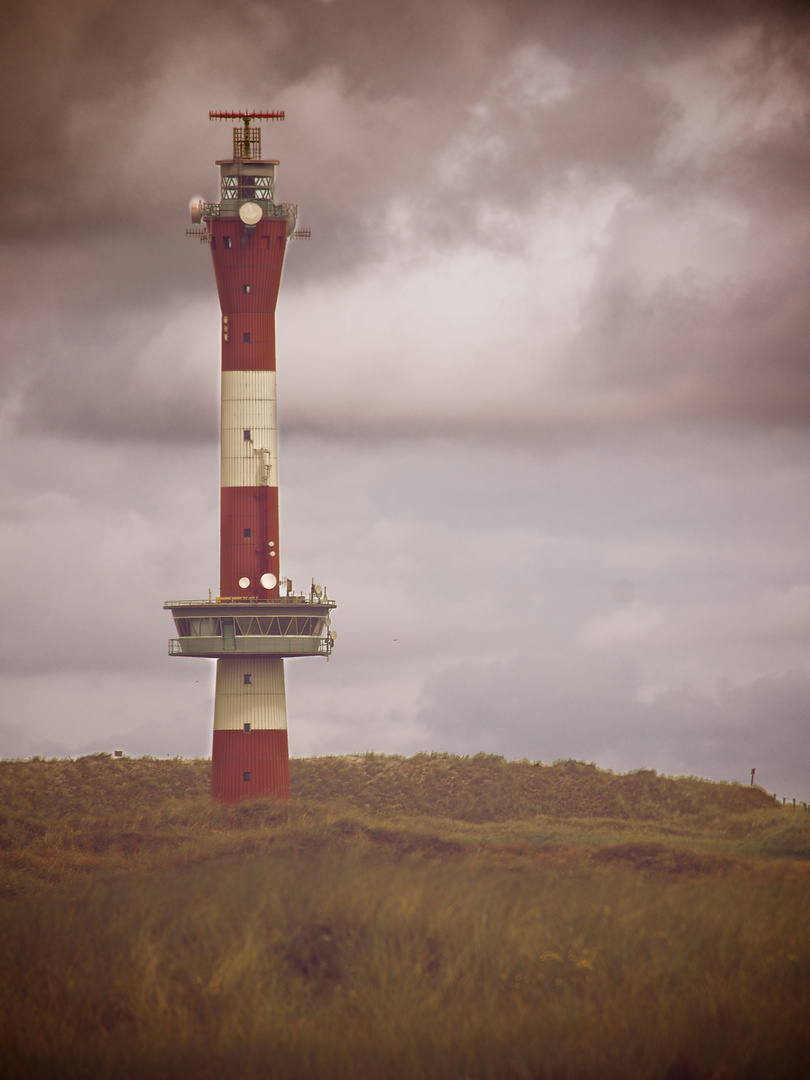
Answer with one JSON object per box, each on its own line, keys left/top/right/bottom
{"left": 209, "top": 109, "right": 285, "bottom": 161}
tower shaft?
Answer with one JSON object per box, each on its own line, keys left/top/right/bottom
{"left": 211, "top": 213, "right": 284, "bottom": 600}
{"left": 210, "top": 206, "right": 288, "bottom": 800}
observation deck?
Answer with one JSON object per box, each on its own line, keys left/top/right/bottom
{"left": 164, "top": 593, "right": 336, "bottom": 659}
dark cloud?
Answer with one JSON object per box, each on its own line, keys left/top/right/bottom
{"left": 2, "top": 0, "right": 808, "bottom": 441}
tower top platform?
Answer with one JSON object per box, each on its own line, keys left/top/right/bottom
{"left": 189, "top": 110, "right": 294, "bottom": 228}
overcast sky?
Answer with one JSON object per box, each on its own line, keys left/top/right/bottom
{"left": 2, "top": 0, "right": 809, "bottom": 801}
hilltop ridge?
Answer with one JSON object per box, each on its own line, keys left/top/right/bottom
{"left": 0, "top": 751, "right": 776, "bottom": 822}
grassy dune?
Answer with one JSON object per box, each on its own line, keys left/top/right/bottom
{"left": 0, "top": 753, "right": 808, "bottom": 1078}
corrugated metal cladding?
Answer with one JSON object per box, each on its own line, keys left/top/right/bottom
{"left": 221, "top": 314, "right": 276, "bottom": 372}
{"left": 211, "top": 729, "right": 290, "bottom": 802}
{"left": 214, "top": 657, "right": 287, "bottom": 730}
{"left": 221, "top": 371, "right": 278, "bottom": 488}
{"left": 220, "top": 486, "right": 279, "bottom": 598}
{"left": 209, "top": 217, "right": 288, "bottom": 314}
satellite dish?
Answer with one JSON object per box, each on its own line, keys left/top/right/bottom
{"left": 260, "top": 573, "right": 277, "bottom": 589}
{"left": 313, "top": 584, "right": 323, "bottom": 598}
{"left": 329, "top": 630, "right": 337, "bottom": 641}
{"left": 190, "top": 199, "right": 204, "bottom": 224}
{"left": 239, "top": 202, "right": 263, "bottom": 225}
{"left": 238, "top": 577, "right": 251, "bottom": 589}
{"left": 324, "top": 616, "right": 331, "bottom": 628}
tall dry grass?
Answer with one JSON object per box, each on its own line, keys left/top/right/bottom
{"left": 0, "top": 753, "right": 807, "bottom": 1078}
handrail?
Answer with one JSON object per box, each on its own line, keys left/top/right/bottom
{"left": 198, "top": 201, "right": 298, "bottom": 220}
{"left": 164, "top": 596, "right": 336, "bottom": 608}
{"left": 168, "top": 636, "right": 331, "bottom": 657}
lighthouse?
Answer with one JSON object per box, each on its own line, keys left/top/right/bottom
{"left": 165, "top": 111, "right": 336, "bottom": 802}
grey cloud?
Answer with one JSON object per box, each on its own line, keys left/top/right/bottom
{"left": 415, "top": 655, "right": 810, "bottom": 800}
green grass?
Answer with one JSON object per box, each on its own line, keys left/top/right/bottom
{"left": 0, "top": 753, "right": 808, "bottom": 1078}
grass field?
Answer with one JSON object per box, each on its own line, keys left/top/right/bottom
{"left": 0, "top": 753, "right": 808, "bottom": 1078}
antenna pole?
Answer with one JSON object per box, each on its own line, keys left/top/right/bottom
{"left": 209, "top": 110, "right": 285, "bottom": 162}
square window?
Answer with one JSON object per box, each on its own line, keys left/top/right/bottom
{"left": 243, "top": 284, "right": 251, "bottom": 294}
{"left": 243, "top": 429, "right": 251, "bottom": 440}
{"left": 243, "top": 528, "right": 251, "bottom": 539}
{"left": 243, "top": 771, "right": 251, "bottom": 782}
{"left": 244, "top": 673, "right": 252, "bottom": 684}
{"left": 243, "top": 722, "right": 251, "bottom": 733}
{"left": 243, "top": 332, "right": 251, "bottom": 343}
{"left": 223, "top": 236, "right": 232, "bottom": 249}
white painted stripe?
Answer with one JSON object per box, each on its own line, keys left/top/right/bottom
{"left": 221, "top": 371, "right": 279, "bottom": 488}
{"left": 214, "top": 657, "right": 287, "bottom": 730}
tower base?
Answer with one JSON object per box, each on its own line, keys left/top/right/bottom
{"left": 212, "top": 655, "right": 290, "bottom": 802}
{"left": 211, "top": 729, "right": 290, "bottom": 802}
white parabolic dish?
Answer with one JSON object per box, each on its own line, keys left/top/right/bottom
{"left": 239, "top": 202, "right": 263, "bottom": 225}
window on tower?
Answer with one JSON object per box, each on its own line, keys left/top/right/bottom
{"left": 243, "top": 284, "right": 251, "bottom": 294}
{"left": 243, "top": 332, "right": 251, "bottom": 343}
{"left": 243, "top": 772, "right": 251, "bottom": 782}
{"left": 238, "top": 175, "right": 273, "bottom": 200}
{"left": 238, "top": 176, "right": 256, "bottom": 200}
{"left": 243, "top": 429, "right": 251, "bottom": 440}
{"left": 244, "top": 528, "right": 251, "bottom": 538}
{"left": 223, "top": 236, "right": 232, "bottom": 249}
{"left": 244, "top": 673, "right": 252, "bottom": 685}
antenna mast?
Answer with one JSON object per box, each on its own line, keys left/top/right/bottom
{"left": 209, "top": 109, "right": 285, "bottom": 161}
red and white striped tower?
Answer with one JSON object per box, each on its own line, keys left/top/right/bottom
{"left": 165, "top": 112, "right": 335, "bottom": 803}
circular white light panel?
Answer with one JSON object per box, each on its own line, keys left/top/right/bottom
{"left": 238, "top": 577, "right": 251, "bottom": 589}
{"left": 260, "top": 573, "right": 277, "bottom": 590}
{"left": 239, "top": 202, "right": 263, "bottom": 225}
